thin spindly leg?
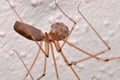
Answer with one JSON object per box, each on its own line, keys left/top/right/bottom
{"left": 63, "top": 39, "right": 109, "bottom": 62}
{"left": 7, "top": 0, "right": 37, "bottom": 79}
{"left": 54, "top": 0, "right": 111, "bottom": 61}
{"left": 53, "top": 41, "right": 80, "bottom": 80}
{"left": 45, "top": 33, "right": 50, "bottom": 56}
{"left": 23, "top": 42, "right": 43, "bottom": 80}
{"left": 7, "top": 0, "right": 48, "bottom": 79}
{"left": 37, "top": 50, "right": 47, "bottom": 80}
{"left": 71, "top": 49, "right": 109, "bottom": 65}
{"left": 35, "top": 41, "right": 48, "bottom": 57}
{"left": 103, "top": 56, "right": 120, "bottom": 61}
{"left": 55, "top": 1, "right": 112, "bottom": 65}
{"left": 50, "top": 42, "right": 60, "bottom": 79}
{"left": 37, "top": 38, "right": 49, "bottom": 80}
{"left": 63, "top": 39, "right": 105, "bottom": 61}
{"left": 13, "top": 50, "right": 34, "bottom": 80}
{"left": 63, "top": 39, "right": 120, "bottom": 64}
{"left": 6, "top": 0, "right": 48, "bottom": 57}
{"left": 78, "top": 2, "right": 110, "bottom": 49}
{"left": 77, "top": 2, "right": 111, "bottom": 55}
{"left": 6, "top": 0, "right": 23, "bottom": 22}
{"left": 65, "top": 1, "right": 113, "bottom": 64}
{"left": 54, "top": 0, "right": 76, "bottom": 49}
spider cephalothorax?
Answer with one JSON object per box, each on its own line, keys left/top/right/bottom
{"left": 49, "top": 22, "right": 69, "bottom": 41}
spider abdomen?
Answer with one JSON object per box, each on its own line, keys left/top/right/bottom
{"left": 14, "top": 21, "right": 45, "bottom": 41}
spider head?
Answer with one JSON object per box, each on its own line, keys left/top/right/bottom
{"left": 49, "top": 22, "right": 70, "bottom": 41}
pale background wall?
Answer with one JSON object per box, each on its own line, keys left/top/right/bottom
{"left": 0, "top": 0, "right": 120, "bottom": 80}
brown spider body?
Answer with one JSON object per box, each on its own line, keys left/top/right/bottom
{"left": 14, "top": 21, "right": 70, "bottom": 42}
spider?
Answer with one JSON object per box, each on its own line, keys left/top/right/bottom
{"left": 6, "top": 0, "right": 120, "bottom": 80}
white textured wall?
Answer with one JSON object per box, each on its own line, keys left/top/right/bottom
{"left": 0, "top": 0, "right": 120, "bottom": 80}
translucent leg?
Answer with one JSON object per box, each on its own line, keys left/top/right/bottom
{"left": 13, "top": 50, "right": 34, "bottom": 80}
{"left": 23, "top": 42, "right": 43, "bottom": 80}
{"left": 53, "top": 41, "right": 80, "bottom": 80}
{"left": 37, "top": 52, "right": 47, "bottom": 80}
{"left": 50, "top": 42, "right": 60, "bottom": 79}
{"left": 54, "top": 0, "right": 77, "bottom": 49}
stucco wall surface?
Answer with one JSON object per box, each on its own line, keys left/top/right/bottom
{"left": 0, "top": 0, "right": 120, "bottom": 80}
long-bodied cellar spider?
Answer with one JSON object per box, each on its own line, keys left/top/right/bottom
{"left": 6, "top": 0, "right": 120, "bottom": 80}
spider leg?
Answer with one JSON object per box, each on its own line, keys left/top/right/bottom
{"left": 50, "top": 42, "right": 60, "bottom": 79}
{"left": 6, "top": 0, "right": 23, "bottom": 22}
{"left": 45, "top": 33, "right": 50, "bottom": 56}
{"left": 64, "top": 1, "right": 113, "bottom": 65}
{"left": 13, "top": 50, "right": 34, "bottom": 80}
{"left": 63, "top": 39, "right": 104, "bottom": 61}
{"left": 71, "top": 49, "right": 109, "bottom": 65}
{"left": 54, "top": 0, "right": 77, "bottom": 49}
{"left": 53, "top": 41, "right": 80, "bottom": 80}
{"left": 7, "top": 0, "right": 48, "bottom": 57}
{"left": 54, "top": 1, "right": 111, "bottom": 62}
{"left": 101, "top": 56, "right": 120, "bottom": 62}
{"left": 37, "top": 33, "right": 50, "bottom": 80}
{"left": 7, "top": 0, "right": 48, "bottom": 79}
{"left": 23, "top": 42, "right": 43, "bottom": 80}
{"left": 77, "top": 1, "right": 111, "bottom": 56}
{"left": 37, "top": 47, "right": 47, "bottom": 80}
{"left": 63, "top": 39, "right": 120, "bottom": 65}
{"left": 78, "top": 2, "right": 110, "bottom": 50}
